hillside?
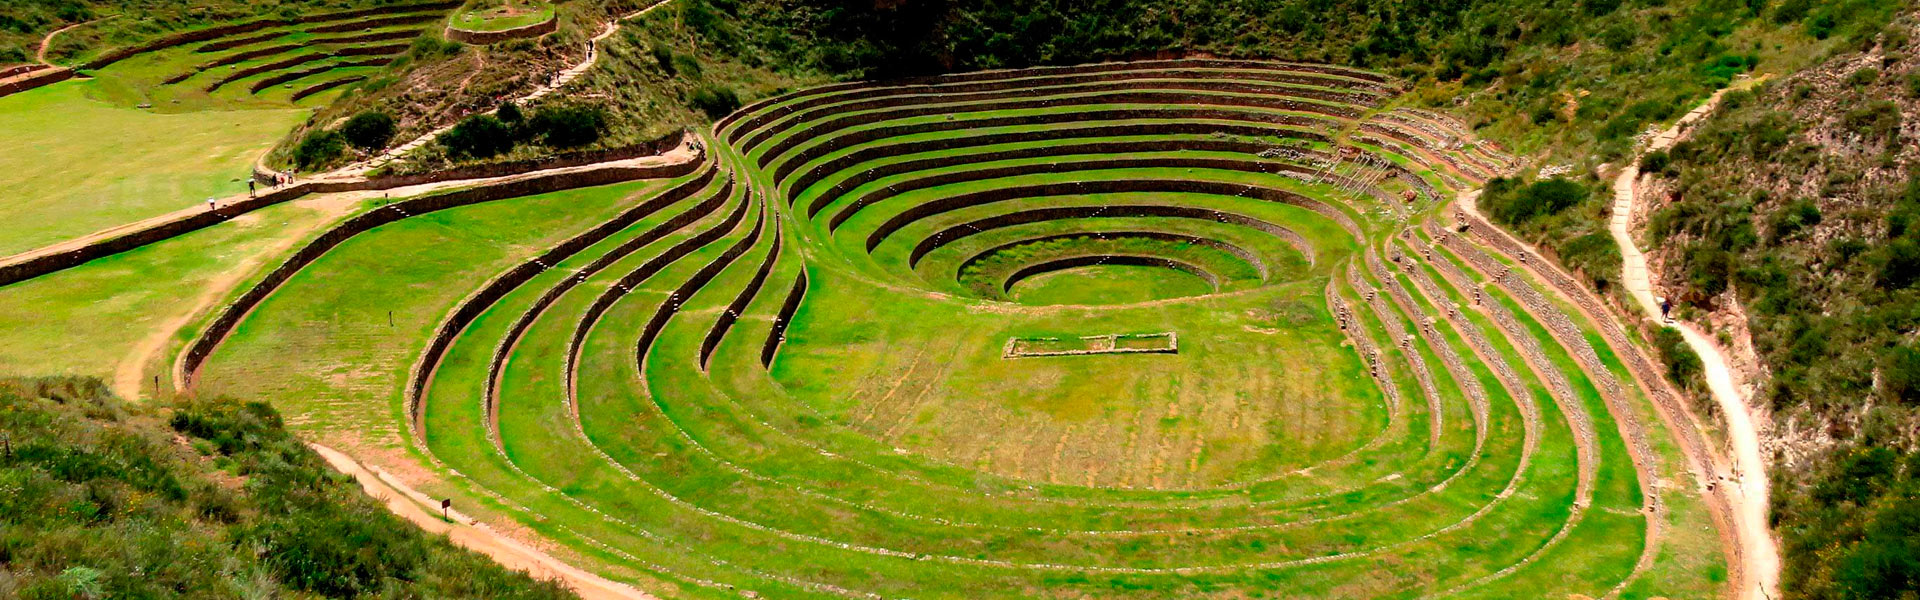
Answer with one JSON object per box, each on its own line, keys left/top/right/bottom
{"left": 1629, "top": 15, "right": 1920, "bottom": 598}
{"left": 0, "top": 376, "right": 577, "bottom": 599}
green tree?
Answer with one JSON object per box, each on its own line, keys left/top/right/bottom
{"left": 339, "top": 112, "right": 396, "bottom": 151}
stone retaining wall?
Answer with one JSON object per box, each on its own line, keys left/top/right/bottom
{"left": 633, "top": 206, "right": 768, "bottom": 366}
{"left": 0, "top": 67, "right": 74, "bottom": 98}
{"left": 4, "top": 148, "right": 696, "bottom": 289}
{"left": 251, "top": 58, "right": 391, "bottom": 93}
{"left": 700, "top": 228, "right": 783, "bottom": 368}
{"left": 739, "top": 79, "right": 1376, "bottom": 153}
{"left": 181, "top": 157, "right": 703, "bottom": 384}
{"left": 727, "top": 65, "right": 1390, "bottom": 144}
{"left": 1003, "top": 254, "right": 1218, "bottom": 293}
{"left": 719, "top": 57, "right": 1392, "bottom": 136}
{"left": 80, "top": 2, "right": 460, "bottom": 70}
{"left": 760, "top": 271, "right": 808, "bottom": 367}
{"left": 0, "top": 64, "right": 45, "bottom": 78}
{"left": 205, "top": 44, "right": 406, "bottom": 91}
{"left": 828, "top": 154, "right": 1360, "bottom": 234}
{"left": 444, "top": 15, "right": 559, "bottom": 45}
{"left": 290, "top": 75, "right": 367, "bottom": 101}
{"left": 918, "top": 206, "right": 1304, "bottom": 272}
{"left": 779, "top": 119, "right": 1326, "bottom": 195}
{"left": 865, "top": 177, "right": 1362, "bottom": 252}
{"left": 405, "top": 165, "right": 720, "bottom": 430}
{"left": 763, "top": 103, "right": 1345, "bottom": 182}
{"left": 567, "top": 180, "right": 748, "bottom": 389}
{"left": 955, "top": 231, "right": 1267, "bottom": 284}
{"left": 789, "top": 126, "right": 1330, "bottom": 210}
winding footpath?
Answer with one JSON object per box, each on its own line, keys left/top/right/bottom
{"left": 1607, "top": 85, "right": 1780, "bottom": 600}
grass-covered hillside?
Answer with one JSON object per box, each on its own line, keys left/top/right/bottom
{"left": 0, "top": 377, "right": 576, "bottom": 599}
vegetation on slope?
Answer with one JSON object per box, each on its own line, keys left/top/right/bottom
{"left": 1630, "top": 16, "right": 1920, "bottom": 598}
{"left": 0, "top": 376, "right": 576, "bottom": 599}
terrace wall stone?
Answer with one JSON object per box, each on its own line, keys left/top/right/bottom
{"left": 80, "top": 2, "right": 460, "bottom": 70}
{"left": 761, "top": 271, "right": 808, "bottom": 367}
{"left": 405, "top": 165, "right": 722, "bottom": 432}
{"left": 182, "top": 156, "right": 704, "bottom": 385}
{"left": 445, "top": 14, "right": 560, "bottom": 45}
{"left": 0, "top": 67, "right": 75, "bottom": 98}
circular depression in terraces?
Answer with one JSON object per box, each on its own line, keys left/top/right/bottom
{"left": 164, "top": 56, "right": 1725, "bottom": 599}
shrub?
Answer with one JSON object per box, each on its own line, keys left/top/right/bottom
{"left": 689, "top": 84, "right": 741, "bottom": 119}
{"left": 1639, "top": 150, "right": 1670, "bottom": 174}
{"left": 409, "top": 34, "right": 463, "bottom": 60}
{"left": 1768, "top": 199, "right": 1822, "bottom": 243}
{"left": 294, "top": 131, "right": 345, "bottom": 170}
{"left": 528, "top": 105, "right": 608, "bottom": 148}
{"left": 1653, "top": 327, "right": 1704, "bottom": 390}
{"left": 1878, "top": 238, "right": 1920, "bottom": 289}
{"left": 1908, "top": 73, "right": 1920, "bottom": 98}
{"left": 1843, "top": 101, "right": 1902, "bottom": 141}
{"left": 440, "top": 114, "right": 515, "bottom": 158}
{"left": 1879, "top": 345, "right": 1920, "bottom": 405}
{"left": 1687, "top": 244, "right": 1733, "bottom": 296}
{"left": 1483, "top": 177, "right": 1587, "bottom": 225}
{"left": 672, "top": 53, "right": 705, "bottom": 78}
{"left": 650, "top": 44, "right": 676, "bottom": 75}
{"left": 1848, "top": 67, "right": 1881, "bottom": 87}
{"left": 496, "top": 101, "right": 523, "bottom": 125}
{"left": 339, "top": 112, "right": 396, "bottom": 151}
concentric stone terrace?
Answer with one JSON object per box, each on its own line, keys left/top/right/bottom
{"left": 192, "top": 59, "right": 1732, "bottom": 598}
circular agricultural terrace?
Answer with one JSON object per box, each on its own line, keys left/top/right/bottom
{"left": 191, "top": 58, "right": 1734, "bottom": 598}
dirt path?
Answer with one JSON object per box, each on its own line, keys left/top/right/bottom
{"left": 37, "top": 19, "right": 104, "bottom": 65}
{"left": 312, "top": 443, "right": 658, "bottom": 600}
{"left": 1607, "top": 83, "right": 1780, "bottom": 600}
{"left": 337, "top": 0, "right": 678, "bottom": 176}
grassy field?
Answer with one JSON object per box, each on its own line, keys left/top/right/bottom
{"left": 0, "top": 80, "right": 305, "bottom": 256}
{"left": 1008, "top": 264, "right": 1214, "bottom": 304}
{"left": 451, "top": 0, "right": 556, "bottom": 32}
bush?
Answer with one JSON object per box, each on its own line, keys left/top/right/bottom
{"left": 409, "top": 34, "right": 463, "bottom": 60}
{"left": 1639, "top": 150, "right": 1670, "bottom": 174}
{"left": 497, "top": 101, "right": 524, "bottom": 125}
{"left": 1687, "top": 244, "right": 1734, "bottom": 296}
{"left": 1653, "top": 327, "right": 1704, "bottom": 391}
{"left": 440, "top": 114, "right": 515, "bottom": 158}
{"left": 339, "top": 112, "right": 396, "bottom": 151}
{"left": 1843, "top": 101, "right": 1902, "bottom": 141}
{"left": 293, "top": 131, "right": 345, "bottom": 170}
{"left": 650, "top": 44, "right": 676, "bottom": 75}
{"left": 527, "top": 104, "right": 608, "bottom": 148}
{"left": 1879, "top": 238, "right": 1920, "bottom": 289}
{"left": 1848, "top": 67, "right": 1881, "bottom": 87}
{"left": 1768, "top": 199, "right": 1822, "bottom": 243}
{"left": 689, "top": 84, "right": 742, "bottom": 119}
{"left": 1483, "top": 177, "right": 1587, "bottom": 226}
{"left": 1879, "top": 345, "right": 1920, "bottom": 405}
